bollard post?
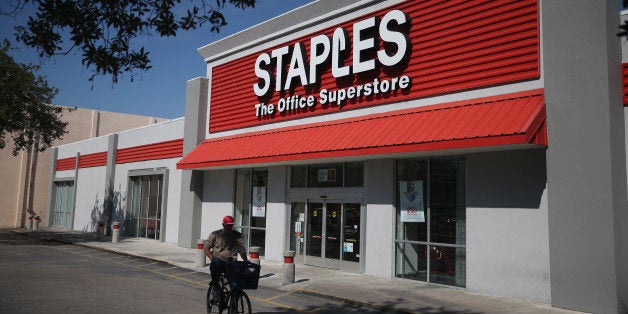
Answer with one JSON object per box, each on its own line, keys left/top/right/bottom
{"left": 112, "top": 222, "right": 120, "bottom": 243}
{"left": 27, "top": 216, "right": 34, "bottom": 230}
{"left": 97, "top": 221, "right": 105, "bottom": 241}
{"left": 197, "top": 239, "right": 207, "bottom": 267}
{"left": 249, "top": 246, "right": 260, "bottom": 265}
{"left": 32, "top": 216, "right": 41, "bottom": 231}
{"left": 282, "top": 250, "right": 296, "bottom": 285}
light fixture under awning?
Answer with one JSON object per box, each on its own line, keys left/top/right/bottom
{"left": 177, "top": 89, "right": 546, "bottom": 170}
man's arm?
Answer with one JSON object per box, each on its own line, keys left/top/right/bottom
{"left": 239, "top": 249, "right": 248, "bottom": 262}
{"left": 236, "top": 235, "right": 248, "bottom": 261}
{"left": 203, "top": 235, "right": 214, "bottom": 260}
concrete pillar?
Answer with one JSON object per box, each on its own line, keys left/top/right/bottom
{"left": 177, "top": 77, "right": 209, "bottom": 248}
{"left": 197, "top": 239, "right": 207, "bottom": 267}
{"left": 32, "top": 216, "right": 40, "bottom": 230}
{"left": 97, "top": 221, "right": 105, "bottom": 241}
{"left": 542, "top": 1, "right": 627, "bottom": 313}
{"left": 103, "top": 134, "right": 118, "bottom": 235}
{"left": 112, "top": 222, "right": 120, "bottom": 243}
{"left": 249, "top": 246, "right": 260, "bottom": 265}
{"left": 282, "top": 250, "right": 295, "bottom": 285}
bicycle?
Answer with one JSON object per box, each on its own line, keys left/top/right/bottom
{"left": 206, "top": 260, "right": 259, "bottom": 314}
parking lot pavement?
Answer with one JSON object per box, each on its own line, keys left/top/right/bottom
{"left": 10, "top": 228, "right": 583, "bottom": 314}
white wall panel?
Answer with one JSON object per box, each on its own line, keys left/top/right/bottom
{"left": 364, "top": 159, "right": 394, "bottom": 278}
{"left": 57, "top": 136, "right": 109, "bottom": 158}
{"left": 73, "top": 166, "right": 107, "bottom": 232}
{"left": 117, "top": 118, "right": 184, "bottom": 149}
{"left": 265, "top": 166, "right": 287, "bottom": 261}
{"left": 201, "top": 170, "right": 235, "bottom": 240}
{"left": 466, "top": 149, "right": 550, "bottom": 303}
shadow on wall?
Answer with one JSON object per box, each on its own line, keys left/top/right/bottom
{"left": 85, "top": 193, "right": 102, "bottom": 233}
{"left": 466, "top": 149, "right": 547, "bottom": 209}
{"left": 84, "top": 184, "right": 127, "bottom": 235}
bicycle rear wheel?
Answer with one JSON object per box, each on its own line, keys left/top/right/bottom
{"left": 228, "top": 291, "right": 252, "bottom": 314}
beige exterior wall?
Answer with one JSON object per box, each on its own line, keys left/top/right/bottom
{"left": 0, "top": 107, "right": 168, "bottom": 228}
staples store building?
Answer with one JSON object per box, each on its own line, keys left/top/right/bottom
{"left": 49, "top": 1, "right": 627, "bottom": 313}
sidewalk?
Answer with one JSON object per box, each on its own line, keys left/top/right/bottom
{"left": 12, "top": 228, "right": 581, "bottom": 314}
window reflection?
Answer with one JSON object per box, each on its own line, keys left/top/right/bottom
{"left": 395, "top": 157, "right": 466, "bottom": 287}
{"left": 235, "top": 169, "right": 267, "bottom": 256}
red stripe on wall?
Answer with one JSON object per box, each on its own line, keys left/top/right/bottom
{"left": 55, "top": 157, "right": 77, "bottom": 171}
{"left": 78, "top": 152, "right": 108, "bottom": 168}
{"left": 622, "top": 63, "right": 628, "bottom": 105}
{"left": 209, "top": 0, "right": 540, "bottom": 133}
{"left": 115, "top": 138, "right": 183, "bottom": 164}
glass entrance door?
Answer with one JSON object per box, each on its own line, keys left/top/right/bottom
{"left": 323, "top": 202, "right": 341, "bottom": 270}
{"left": 291, "top": 200, "right": 361, "bottom": 272}
{"left": 341, "top": 203, "right": 361, "bottom": 273}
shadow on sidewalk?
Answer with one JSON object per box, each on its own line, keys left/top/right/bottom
{"left": 254, "top": 300, "right": 483, "bottom": 314}
{"left": 5, "top": 228, "right": 101, "bottom": 246}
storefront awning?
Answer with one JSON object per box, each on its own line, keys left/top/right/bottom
{"left": 177, "top": 89, "right": 546, "bottom": 170}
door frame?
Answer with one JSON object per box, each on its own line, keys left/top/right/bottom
{"left": 126, "top": 168, "right": 169, "bottom": 242}
{"left": 50, "top": 177, "right": 76, "bottom": 229}
{"left": 287, "top": 190, "right": 365, "bottom": 273}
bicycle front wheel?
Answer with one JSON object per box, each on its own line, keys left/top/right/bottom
{"left": 228, "top": 291, "right": 252, "bottom": 314}
{"left": 206, "top": 284, "right": 222, "bottom": 313}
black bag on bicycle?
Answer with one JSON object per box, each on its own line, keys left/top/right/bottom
{"left": 227, "top": 261, "right": 261, "bottom": 290}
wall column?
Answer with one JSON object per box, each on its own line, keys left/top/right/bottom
{"left": 45, "top": 148, "right": 58, "bottom": 227}
{"left": 364, "top": 158, "right": 394, "bottom": 278}
{"left": 178, "top": 77, "right": 209, "bottom": 248}
{"left": 542, "top": 1, "right": 627, "bottom": 313}
{"left": 103, "top": 134, "right": 118, "bottom": 234}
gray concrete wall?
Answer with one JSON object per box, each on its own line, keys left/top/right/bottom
{"left": 622, "top": 13, "right": 628, "bottom": 63}
{"left": 466, "top": 149, "right": 550, "bottom": 303}
{"left": 178, "top": 78, "right": 209, "bottom": 248}
{"left": 542, "top": 1, "right": 627, "bottom": 312}
{"left": 265, "top": 166, "right": 288, "bottom": 261}
{"left": 201, "top": 170, "right": 235, "bottom": 239}
{"left": 364, "top": 158, "right": 395, "bottom": 278}
{"left": 620, "top": 104, "right": 628, "bottom": 312}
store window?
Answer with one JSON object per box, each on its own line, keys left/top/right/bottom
{"left": 235, "top": 169, "right": 267, "bottom": 256}
{"left": 395, "top": 157, "right": 466, "bottom": 287}
{"left": 126, "top": 174, "right": 163, "bottom": 240}
{"left": 290, "top": 162, "right": 364, "bottom": 188}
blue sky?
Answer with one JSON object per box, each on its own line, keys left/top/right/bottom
{"left": 0, "top": 1, "right": 314, "bottom": 119}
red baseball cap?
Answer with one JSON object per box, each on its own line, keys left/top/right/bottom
{"left": 222, "top": 215, "right": 235, "bottom": 225}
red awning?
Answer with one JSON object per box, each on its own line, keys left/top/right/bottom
{"left": 177, "top": 89, "right": 546, "bottom": 170}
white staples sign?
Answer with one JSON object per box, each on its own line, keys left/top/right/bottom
{"left": 252, "top": 9, "right": 412, "bottom": 118}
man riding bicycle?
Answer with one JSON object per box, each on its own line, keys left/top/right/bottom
{"left": 204, "top": 215, "right": 248, "bottom": 302}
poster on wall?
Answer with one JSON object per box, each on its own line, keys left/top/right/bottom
{"left": 317, "top": 169, "right": 336, "bottom": 182}
{"left": 399, "top": 181, "right": 425, "bottom": 222}
{"left": 252, "top": 186, "right": 266, "bottom": 217}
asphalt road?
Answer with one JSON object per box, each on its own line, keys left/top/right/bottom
{"left": 0, "top": 229, "right": 379, "bottom": 313}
